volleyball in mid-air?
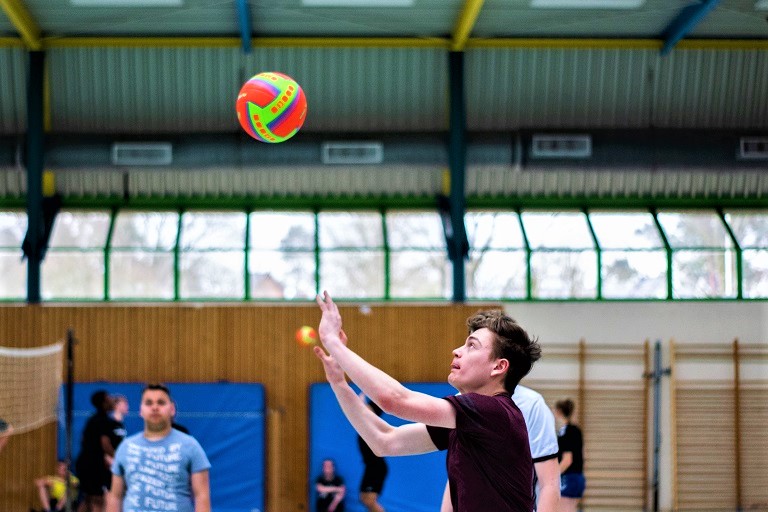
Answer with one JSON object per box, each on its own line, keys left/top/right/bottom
{"left": 296, "top": 326, "right": 317, "bottom": 346}
{"left": 236, "top": 71, "right": 307, "bottom": 143}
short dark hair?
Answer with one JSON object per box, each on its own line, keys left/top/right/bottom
{"left": 555, "top": 398, "right": 575, "bottom": 419}
{"left": 467, "top": 309, "right": 542, "bottom": 394}
{"left": 90, "top": 390, "right": 109, "bottom": 409}
{"left": 141, "top": 383, "right": 171, "bottom": 399}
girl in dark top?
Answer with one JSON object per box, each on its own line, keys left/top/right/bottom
{"left": 554, "top": 398, "right": 585, "bottom": 512}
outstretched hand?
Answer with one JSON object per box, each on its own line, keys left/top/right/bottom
{"left": 316, "top": 291, "right": 343, "bottom": 347}
{"left": 313, "top": 346, "right": 346, "bottom": 386}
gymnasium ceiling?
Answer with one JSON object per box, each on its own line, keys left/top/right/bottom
{"left": 0, "top": 0, "right": 767, "bottom": 41}
{"left": 0, "top": 0, "right": 767, "bottom": 204}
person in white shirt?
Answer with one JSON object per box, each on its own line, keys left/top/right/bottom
{"left": 440, "top": 384, "right": 560, "bottom": 512}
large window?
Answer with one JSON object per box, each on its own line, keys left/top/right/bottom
{"left": 42, "top": 211, "right": 110, "bottom": 300}
{"left": 2, "top": 207, "right": 766, "bottom": 301}
{"left": 248, "top": 211, "right": 316, "bottom": 300}
{"left": 657, "top": 211, "right": 737, "bottom": 298}
{"left": 465, "top": 211, "right": 527, "bottom": 299}
{"left": 110, "top": 211, "right": 177, "bottom": 300}
{"left": 724, "top": 210, "right": 768, "bottom": 298}
{"left": 0, "top": 211, "right": 27, "bottom": 300}
{"left": 590, "top": 211, "right": 667, "bottom": 299}
{"left": 522, "top": 211, "right": 597, "bottom": 299}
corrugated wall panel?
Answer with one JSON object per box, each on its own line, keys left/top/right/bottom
{"left": 242, "top": 47, "right": 448, "bottom": 132}
{"left": 0, "top": 303, "right": 490, "bottom": 512}
{"left": 0, "top": 48, "right": 27, "bottom": 135}
{"left": 467, "top": 168, "right": 768, "bottom": 200}
{"left": 48, "top": 167, "right": 768, "bottom": 201}
{"left": 48, "top": 47, "right": 448, "bottom": 134}
{"left": 654, "top": 49, "right": 768, "bottom": 129}
{"left": 466, "top": 48, "right": 654, "bottom": 129}
{"left": 53, "top": 166, "right": 444, "bottom": 198}
{"left": 467, "top": 48, "right": 768, "bottom": 130}
{"left": 49, "top": 47, "right": 241, "bottom": 133}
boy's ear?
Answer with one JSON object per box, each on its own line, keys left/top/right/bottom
{"left": 492, "top": 358, "right": 509, "bottom": 375}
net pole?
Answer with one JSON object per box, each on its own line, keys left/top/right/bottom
{"left": 65, "top": 329, "right": 75, "bottom": 512}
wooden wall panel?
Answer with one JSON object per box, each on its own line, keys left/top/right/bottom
{"left": 676, "top": 386, "right": 737, "bottom": 511}
{"left": 0, "top": 302, "right": 494, "bottom": 512}
{"left": 741, "top": 386, "right": 768, "bottom": 510}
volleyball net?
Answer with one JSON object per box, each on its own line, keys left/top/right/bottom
{"left": 0, "top": 343, "right": 63, "bottom": 434}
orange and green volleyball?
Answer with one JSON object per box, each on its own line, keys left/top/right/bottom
{"left": 236, "top": 72, "right": 307, "bottom": 143}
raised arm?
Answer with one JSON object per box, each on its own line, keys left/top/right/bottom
{"left": 315, "top": 291, "right": 455, "bottom": 428}
{"left": 314, "top": 342, "right": 440, "bottom": 457}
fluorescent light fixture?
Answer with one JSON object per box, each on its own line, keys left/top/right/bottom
{"left": 302, "top": 0, "right": 414, "bottom": 6}
{"left": 531, "top": 0, "right": 644, "bottom": 8}
{"left": 756, "top": 0, "right": 768, "bottom": 11}
{"left": 71, "top": 0, "right": 182, "bottom": 6}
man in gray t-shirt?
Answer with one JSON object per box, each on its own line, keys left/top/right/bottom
{"left": 107, "top": 384, "right": 211, "bottom": 512}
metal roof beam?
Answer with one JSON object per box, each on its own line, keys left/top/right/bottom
{"left": 452, "top": 0, "right": 485, "bottom": 51}
{"left": 0, "top": 0, "right": 41, "bottom": 50}
{"left": 660, "top": 0, "right": 720, "bottom": 55}
{"left": 236, "top": 0, "right": 252, "bottom": 54}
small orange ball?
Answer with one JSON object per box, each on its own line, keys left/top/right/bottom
{"left": 296, "top": 326, "right": 317, "bottom": 346}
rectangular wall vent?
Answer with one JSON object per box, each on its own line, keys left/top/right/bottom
{"left": 739, "top": 137, "right": 768, "bottom": 160}
{"left": 530, "top": 134, "right": 592, "bottom": 159}
{"left": 111, "top": 142, "right": 173, "bottom": 166}
{"left": 322, "top": 142, "right": 384, "bottom": 164}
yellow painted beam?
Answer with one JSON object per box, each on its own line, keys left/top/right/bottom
{"left": 0, "top": 36, "right": 24, "bottom": 47}
{"left": 466, "top": 37, "right": 768, "bottom": 51}
{"left": 0, "top": 0, "right": 41, "bottom": 50}
{"left": 452, "top": 0, "right": 485, "bottom": 52}
{"left": 44, "top": 36, "right": 451, "bottom": 49}
{"left": 37, "top": 35, "right": 768, "bottom": 51}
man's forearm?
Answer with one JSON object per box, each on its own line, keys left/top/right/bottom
{"left": 329, "top": 379, "right": 393, "bottom": 455}
{"left": 323, "top": 337, "right": 409, "bottom": 413}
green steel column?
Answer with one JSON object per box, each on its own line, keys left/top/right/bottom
{"left": 244, "top": 210, "right": 251, "bottom": 300}
{"left": 516, "top": 209, "right": 532, "bottom": 300}
{"left": 173, "top": 210, "right": 183, "bottom": 301}
{"left": 448, "top": 51, "right": 467, "bottom": 302}
{"left": 717, "top": 209, "right": 742, "bottom": 299}
{"left": 25, "top": 50, "right": 45, "bottom": 303}
{"left": 583, "top": 209, "right": 602, "bottom": 299}
{"left": 650, "top": 209, "right": 673, "bottom": 300}
{"left": 103, "top": 208, "right": 117, "bottom": 300}
{"left": 314, "top": 210, "right": 320, "bottom": 296}
{"left": 381, "top": 209, "right": 390, "bottom": 301}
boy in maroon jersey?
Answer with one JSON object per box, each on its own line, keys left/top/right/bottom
{"left": 314, "top": 292, "right": 541, "bottom": 512}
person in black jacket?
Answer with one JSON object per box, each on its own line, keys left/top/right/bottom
{"left": 554, "top": 398, "right": 585, "bottom": 512}
{"left": 75, "top": 390, "right": 115, "bottom": 512}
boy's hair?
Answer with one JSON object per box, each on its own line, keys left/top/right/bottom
{"left": 555, "top": 398, "right": 575, "bottom": 419}
{"left": 141, "top": 383, "right": 172, "bottom": 399}
{"left": 467, "top": 309, "right": 542, "bottom": 393}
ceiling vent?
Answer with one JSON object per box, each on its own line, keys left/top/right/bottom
{"left": 111, "top": 142, "right": 173, "bottom": 166}
{"left": 530, "top": 134, "right": 592, "bottom": 159}
{"left": 738, "top": 137, "right": 768, "bottom": 160}
{"left": 321, "top": 142, "right": 384, "bottom": 165}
